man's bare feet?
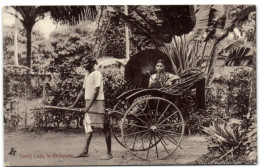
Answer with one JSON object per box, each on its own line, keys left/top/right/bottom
{"left": 100, "top": 153, "right": 113, "bottom": 160}
{"left": 74, "top": 152, "right": 89, "bottom": 158}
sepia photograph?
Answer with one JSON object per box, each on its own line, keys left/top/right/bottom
{"left": 2, "top": 5, "right": 256, "bottom": 166}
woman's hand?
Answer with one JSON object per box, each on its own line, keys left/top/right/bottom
{"left": 166, "top": 75, "right": 180, "bottom": 85}
{"left": 169, "top": 75, "right": 180, "bottom": 81}
{"left": 165, "top": 80, "right": 173, "bottom": 86}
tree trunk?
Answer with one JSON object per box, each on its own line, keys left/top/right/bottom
{"left": 205, "top": 41, "right": 217, "bottom": 84}
{"left": 14, "top": 10, "right": 19, "bottom": 66}
{"left": 25, "top": 25, "right": 33, "bottom": 100}
{"left": 124, "top": 5, "right": 130, "bottom": 60}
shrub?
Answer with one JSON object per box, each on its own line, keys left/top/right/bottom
{"left": 198, "top": 67, "right": 256, "bottom": 164}
{"left": 201, "top": 68, "right": 251, "bottom": 124}
{"left": 4, "top": 67, "right": 26, "bottom": 128}
{"left": 201, "top": 119, "right": 246, "bottom": 159}
{"left": 213, "top": 68, "right": 251, "bottom": 119}
{"left": 101, "top": 66, "right": 125, "bottom": 109}
{"left": 32, "top": 66, "right": 125, "bottom": 129}
{"left": 200, "top": 116, "right": 256, "bottom": 164}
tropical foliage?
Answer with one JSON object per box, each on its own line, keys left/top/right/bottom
{"left": 106, "top": 5, "right": 255, "bottom": 85}
{"left": 3, "top": 24, "right": 53, "bottom": 128}
{"left": 199, "top": 67, "right": 255, "bottom": 163}
{"left": 201, "top": 119, "right": 245, "bottom": 159}
{"left": 199, "top": 116, "right": 256, "bottom": 164}
{"left": 6, "top": 6, "right": 97, "bottom": 99}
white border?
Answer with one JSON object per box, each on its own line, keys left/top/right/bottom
{"left": 0, "top": 1, "right": 259, "bottom": 167}
{"left": 0, "top": 0, "right": 259, "bottom": 5}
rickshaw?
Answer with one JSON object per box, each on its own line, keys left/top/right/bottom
{"left": 108, "top": 68, "right": 205, "bottom": 160}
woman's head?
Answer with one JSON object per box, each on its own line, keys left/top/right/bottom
{"left": 155, "top": 59, "right": 165, "bottom": 73}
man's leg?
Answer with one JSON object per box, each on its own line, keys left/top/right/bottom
{"left": 101, "top": 128, "right": 113, "bottom": 160}
{"left": 74, "top": 132, "right": 93, "bottom": 158}
{"left": 83, "top": 132, "right": 93, "bottom": 154}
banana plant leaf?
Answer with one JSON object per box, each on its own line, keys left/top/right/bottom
{"left": 218, "top": 39, "right": 245, "bottom": 56}
{"left": 192, "top": 5, "right": 225, "bottom": 41}
{"left": 159, "top": 5, "right": 196, "bottom": 36}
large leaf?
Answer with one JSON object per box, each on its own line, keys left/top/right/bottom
{"left": 225, "top": 46, "right": 252, "bottom": 66}
{"left": 218, "top": 39, "right": 245, "bottom": 55}
{"left": 193, "top": 5, "right": 212, "bottom": 40}
{"left": 159, "top": 5, "right": 196, "bottom": 36}
{"left": 192, "top": 5, "right": 225, "bottom": 41}
{"left": 210, "top": 5, "right": 225, "bottom": 28}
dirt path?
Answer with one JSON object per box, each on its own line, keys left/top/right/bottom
{"left": 4, "top": 130, "right": 207, "bottom": 166}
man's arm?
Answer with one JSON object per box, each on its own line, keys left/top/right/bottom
{"left": 84, "top": 87, "right": 100, "bottom": 113}
{"left": 70, "top": 88, "right": 85, "bottom": 107}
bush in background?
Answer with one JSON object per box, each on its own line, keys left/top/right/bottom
{"left": 197, "top": 67, "right": 256, "bottom": 164}
{"left": 101, "top": 66, "right": 125, "bottom": 109}
{"left": 32, "top": 66, "right": 125, "bottom": 129}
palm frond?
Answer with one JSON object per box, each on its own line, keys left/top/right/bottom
{"left": 160, "top": 35, "right": 205, "bottom": 74}
{"left": 40, "top": 6, "right": 97, "bottom": 25}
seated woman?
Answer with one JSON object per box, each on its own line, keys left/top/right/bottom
{"left": 128, "top": 59, "right": 179, "bottom": 115}
{"left": 149, "top": 59, "right": 180, "bottom": 89}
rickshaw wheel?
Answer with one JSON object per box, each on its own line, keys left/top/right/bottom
{"left": 111, "top": 96, "right": 160, "bottom": 151}
{"left": 121, "top": 97, "right": 185, "bottom": 160}
{"left": 110, "top": 100, "right": 131, "bottom": 148}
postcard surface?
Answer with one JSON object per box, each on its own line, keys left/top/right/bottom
{"left": 3, "top": 5, "right": 256, "bottom": 166}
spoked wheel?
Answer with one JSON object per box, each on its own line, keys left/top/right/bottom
{"left": 121, "top": 97, "right": 185, "bottom": 160}
{"left": 110, "top": 99, "right": 131, "bottom": 148}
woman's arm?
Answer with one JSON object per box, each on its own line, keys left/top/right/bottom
{"left": 165, "top": 74, "right": 180, "bottom": 86}
{"left": 168, "top": 74, "right": 180, "bottom": 81}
